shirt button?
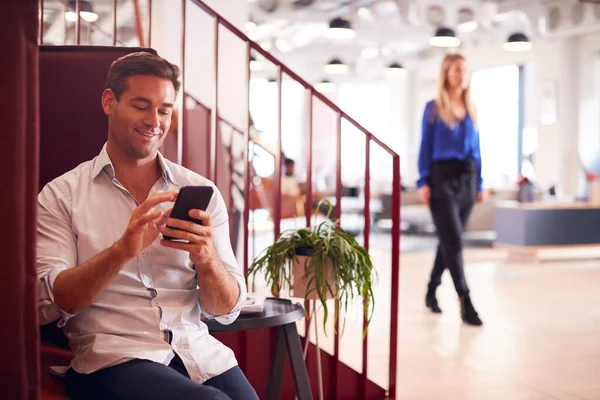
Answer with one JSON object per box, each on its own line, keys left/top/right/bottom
{"left": 160, "top": 324, "right": 166, "bottom": 330}
{"left": 141, "top": 251, "right": 146, "bottom": 257}
{"left": 172, "top": 344, "right": 178, "bottom": 350}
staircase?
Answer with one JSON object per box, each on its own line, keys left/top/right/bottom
{"left": 38, "top": 1, "right": 402, "bottom": 399}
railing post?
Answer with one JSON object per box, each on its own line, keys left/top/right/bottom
{"left": 112, "top": 0, "right": 117, "bottom": 46}
{"left": 243, "top": 44, "right": 252, "bottom": 281}
{"left": 273, "top": 65, "right": 283, "bottom": 240}
{"left": 389, "top": 154, "right": 401, "bottom": 400}
{"left": 178, "top": 0, "right": 186, "bottom": 166}
{"left": 362, "top": 135, "right": 371, "bottom": 400}
{"left": 333, "top": 111, "right": 343, "bottom": 400}
{"left": 75, "top": 0, "right": 81, "bottom": 44}
{"left": 148, "top": 0, "right": 153, "bottom": 47}
{"left": 210, "top": 17, "right": 220, "bottom": 183}
{"left": 39, "top": 0, "right": 44, "bottom": 44}
{"left": 304, "top": 90, "right": 313, "bottom": 227}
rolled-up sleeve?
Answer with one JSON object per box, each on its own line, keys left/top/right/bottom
{"left": 37, "top": 182, "right": 77, "bottom": 326}
{"left": 198, "top": 187, "right": 246, "bottom": 325}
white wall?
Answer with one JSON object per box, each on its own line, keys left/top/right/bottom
{"left": 578, "top": 31, "right": 600, "bottom": 174}
{"left": 406, "top": 30, "right": 600, "bottom": 196}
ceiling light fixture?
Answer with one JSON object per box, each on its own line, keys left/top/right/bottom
{"left": 503, "top": 32, "right": 532, "bottom": 52}
{"left": 429, "top": 27, "right": 461, "bottom": 48}
{"left": 245, "top": 19, "right": 257, "bottom": 31}
{"left": 327, "top": 17, "right": 356, "bottom": 39}
{"left": 324, "top": 58, "right": 348, "bottom": 74}
{"left": 315, "top": 79, "right": 336, "bottom": 93}
{"left": 65, "top": 0, "right": 98, "bottom": 22}
{"left": 357, "top": 7, "right": 374, "bottom": 21}
{"left": 385, "top": 62, "right": 407, "bottom": 78}
{"left": 250, "top": 55, "right": 262, "bottom": 71}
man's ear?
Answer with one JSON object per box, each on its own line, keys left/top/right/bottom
{"left": 101, "top": 89, "right": 117, "bottom": 116}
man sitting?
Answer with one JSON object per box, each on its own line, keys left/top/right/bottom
{"left": 37, "top": 51, "right": 258, "bottom": 400}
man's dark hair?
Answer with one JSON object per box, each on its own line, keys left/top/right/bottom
{"left": 284, "top": 158, "right": 295, "bottom": 167}
{"left": 104, "top": 51, "right": 181, "bottom": 100}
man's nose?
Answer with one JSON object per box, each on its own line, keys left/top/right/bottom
{"left": 144, "top": 110, "right": 160, "bottom": 128}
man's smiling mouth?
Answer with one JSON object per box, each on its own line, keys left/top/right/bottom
{"left": 135, "top": 129, "right": 161, "bottom": 138}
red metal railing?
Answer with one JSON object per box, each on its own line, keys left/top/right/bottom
{"left": 38, "top": 1, "right": 401, "bottom": 398}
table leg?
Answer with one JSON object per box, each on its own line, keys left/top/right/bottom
{"left": 266, "top": 326, "right": 286, "bottom": 400}
{"left": 283, "top": 323, "right": 313, "bottom": 400}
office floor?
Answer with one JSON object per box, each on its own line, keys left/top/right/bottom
{"left": 388, "top": 248, "right": 600, "bottom": 400}
{"left": 249, "top": 228, "right": 600, "bottom": 400}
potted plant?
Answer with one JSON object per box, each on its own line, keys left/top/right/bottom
{"left": 248, "top": 202, "right": 376, "bottom": 334}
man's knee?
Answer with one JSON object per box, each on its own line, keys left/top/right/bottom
{"left": 189, "top": 385, "right": 232, "bottom": 400}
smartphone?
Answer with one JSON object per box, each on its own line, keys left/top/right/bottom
{"left": 162, "top": 185, "right": 214, "bottom": 241}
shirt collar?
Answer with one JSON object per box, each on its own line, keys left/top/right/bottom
{"left": 92, "top": 143, "right": 178, "bottom": 185}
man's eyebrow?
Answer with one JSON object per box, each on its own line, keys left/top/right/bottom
{"left": 130, "top": 97, "right": 174, "bottom": 108}
{"left": 130, "top": 97, "right": 151, "bottom": 104}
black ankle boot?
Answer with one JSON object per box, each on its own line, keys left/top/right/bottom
{"left": 425, "top": 284, "right": 442, "bottom": 313}
{"left": 459, "top": 295, "right": 483, "bottom": 326}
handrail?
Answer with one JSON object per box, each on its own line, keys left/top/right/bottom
{"left": 187, "top": 2, "right": 401, "bottom": 398}
{"left": 189, "top": 0, "right": 397, "bottom": 157}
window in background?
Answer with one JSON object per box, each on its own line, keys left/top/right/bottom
{"left": 338, "top": 81, "right": 407, "bottom": 192}
{"left": 471, "top": 65, "right": 521, "bottom": 188}
{"left": 249, "top": 78, "right": 304, "bottom": 177}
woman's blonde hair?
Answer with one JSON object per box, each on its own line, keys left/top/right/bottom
{"left": 432, "top": 53, "right": 478, "bottom": 128}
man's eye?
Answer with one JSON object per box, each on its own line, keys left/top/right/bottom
{"left": 159, "top": 110, "right": 171, "bottom": 116}
{"left": 134, "top": 106, "right": 146, "bottom": 111}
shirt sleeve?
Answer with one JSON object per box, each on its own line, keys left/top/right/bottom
{"left": 37, "top": 182, "right": 78, "bottom": 327}
{"left": 198, "top": 186, "right": 246, "bottom": 325}
{"left": 417, "top": 101, "right": 435, "bottom": 188}
{"left": 476, "top": 134, "right": 483, "bottom": 192}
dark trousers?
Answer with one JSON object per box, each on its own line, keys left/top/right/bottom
{"left": 427, "top": 158, "right": 478, "bottom": 296}
{"left": 65, "top": 353, "right": 259, "bottom": 400}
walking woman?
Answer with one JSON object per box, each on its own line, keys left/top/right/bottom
{"left": 417, "top": 53, "right": 485, "bottom": 326}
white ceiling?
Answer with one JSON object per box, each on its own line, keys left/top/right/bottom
{"left": 246, "top": 0, "right": 600, "bottom": 82}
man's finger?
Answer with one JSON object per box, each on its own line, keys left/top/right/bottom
{"left": 138, "top": 191, "right": 177, "bottom": 215}
{"left": 165, "top": 217, "right": 211, "bottom": 236}
{"left": 160, "top": 239, "right": 204, "bottom": 252}
{"left": 188, "top": 209, "right": 212, "bottom": 226}
{"left": 160, "top": 226, "right": 203, "bottom": 243}
{"left": 136, "top": 210, "right": 163, "bottom": 227}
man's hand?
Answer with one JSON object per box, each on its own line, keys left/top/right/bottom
{"left": 158, "top": 210, "right": 219, "bottom": 268}
{"left": 159, "top": 210, "right": 240, "bottom": 316}
{"left": 116, "top": 191, "right": 177, "bottom": 258}
{"left": 418, "top": 185, "right": 431, "bottom": 205}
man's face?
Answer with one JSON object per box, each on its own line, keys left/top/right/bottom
{"left": 102, "top": 75, "right": 176, "bottom": 160}
{"left": 285, "top": 163, "right": 295, "bottom": 176}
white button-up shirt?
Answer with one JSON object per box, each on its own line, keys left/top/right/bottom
{"left": 37, "top": 144, "right": 246, "bottom": 384}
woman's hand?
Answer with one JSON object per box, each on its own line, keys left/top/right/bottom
{"left": 418, "top": 185, "right": 431, "bottom": 205}
{"left": 476, "top": 190, "right": 488, "bottom": 203}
